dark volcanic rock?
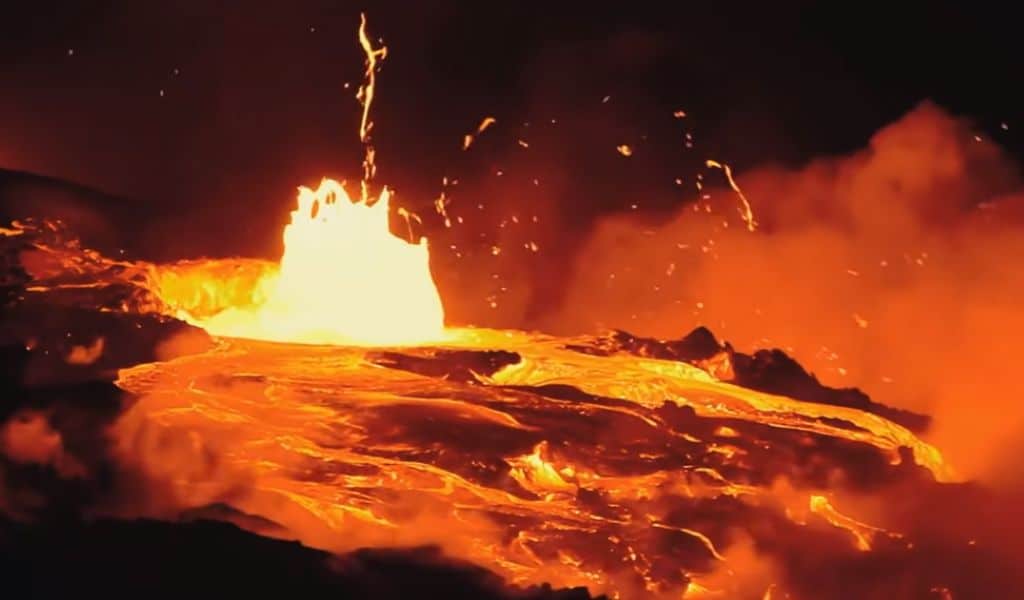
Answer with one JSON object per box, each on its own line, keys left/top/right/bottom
{"left": 0, "top": 305, "right": 210, "bottom": 387}
{"left": 0, "top": 516, "right": 598, "bottom": 600}
{"left": 0, "top": 168, "right": 152, "bottom": 260}
{"left": 732, "top": 348, "right": 931, "bottom": 432}
{"left": 583, "top": 327, "right": 931, "bottom": 432}
{"left": 369, "top": 349, "right": 522, "bottom": 382}
{"left": 564, "top": 327, "right": 723, "bottom": 362}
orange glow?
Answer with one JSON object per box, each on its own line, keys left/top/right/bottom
{"left": 552, "top": 103, "right": 1024, "bottom": 485}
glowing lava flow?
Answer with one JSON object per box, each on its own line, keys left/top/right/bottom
{"left": 109, "top": 329, "right": 955, "bottom": 598}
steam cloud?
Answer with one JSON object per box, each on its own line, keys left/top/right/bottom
{"left": 1, "top": 411, "right": 80, "bottom": 476}
{"left": 543, "top": 102, "right": 1022, "bottom": 483}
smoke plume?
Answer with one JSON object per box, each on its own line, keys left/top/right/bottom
{"left": 547, "top": 102, "right": 1023, "bottom": 482}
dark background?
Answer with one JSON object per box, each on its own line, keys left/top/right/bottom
{"left": 1, "top": 1, "right": 1019, "bottom": 260}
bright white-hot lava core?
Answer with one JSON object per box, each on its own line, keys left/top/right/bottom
{"left": 184, "top": 180, "right": 445, "bottom": 346}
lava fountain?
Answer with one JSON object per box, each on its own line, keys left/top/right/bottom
{"left": 174, "top": 180, "right": 445, "bottom": 346}
{"left": 154, "top": 14, "right": 445, "bottom": 347}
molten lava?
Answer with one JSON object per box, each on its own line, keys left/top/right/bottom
{"left": 106, "top": 328, "right": 951, "bottom": 598}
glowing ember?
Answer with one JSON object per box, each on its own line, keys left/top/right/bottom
{"left": 463, "top": 116, "right": 497, "bottom": 150}
{"left": 706, "top": 159, "right": 756, "bottom": 232}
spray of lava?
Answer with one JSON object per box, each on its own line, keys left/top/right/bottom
{"left": 180, "top": 180, "right": 445, "bottom": 345}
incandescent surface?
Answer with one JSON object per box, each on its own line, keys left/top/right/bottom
{"left": 113, "top": 326, "right": 950, "bottom": 598}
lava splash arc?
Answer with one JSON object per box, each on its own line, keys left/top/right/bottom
{"left": 175, "top": 179, "right": 446, "bottom": 346}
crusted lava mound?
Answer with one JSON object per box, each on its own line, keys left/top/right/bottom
{"left": 577, "top": 327, "right": 931, "bottom": 432}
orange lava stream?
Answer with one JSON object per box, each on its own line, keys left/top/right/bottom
{"left": 809, "top": 495, "right": 898, "bottom": 552}
{"left": 113, "top": 329, "right": 951, "bottom": 597}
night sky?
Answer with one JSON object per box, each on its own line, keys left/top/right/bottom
{"left": 1, "top": 1, "right": 1020, "bottom": 262}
